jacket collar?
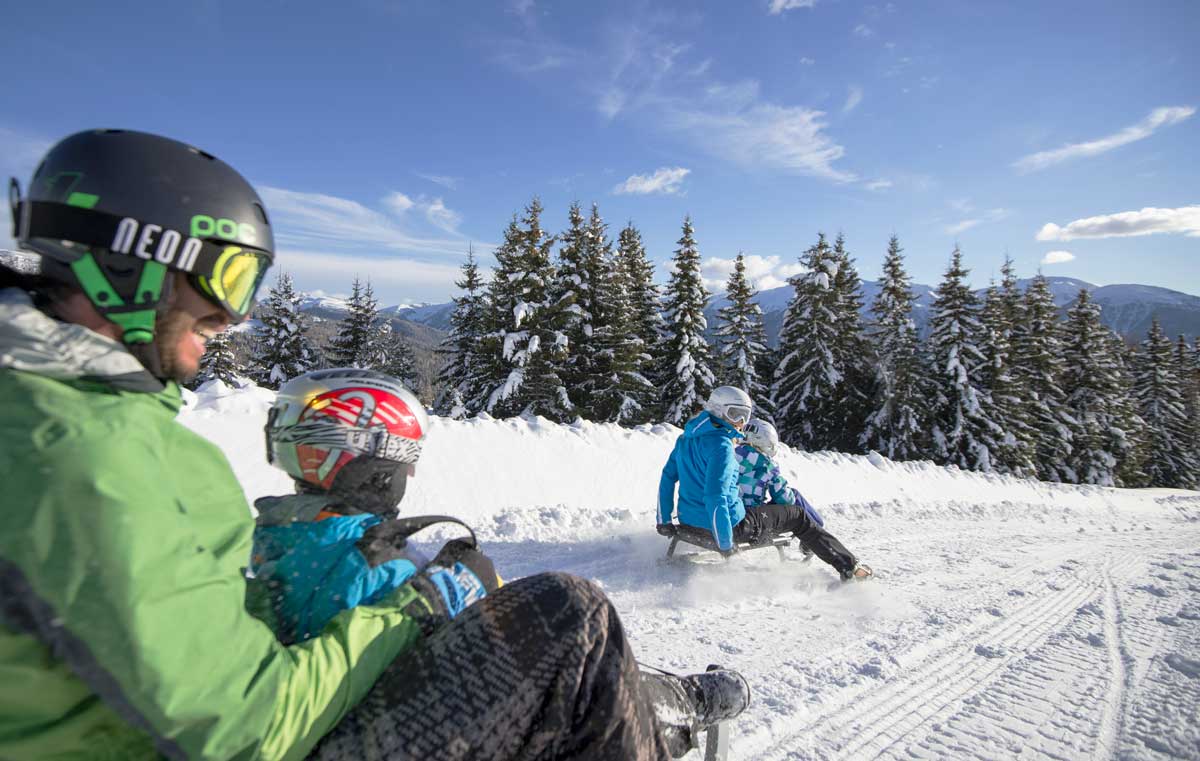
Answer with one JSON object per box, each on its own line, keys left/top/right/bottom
{"left": 0, "top": 287, "right": 166, "bottom": 394}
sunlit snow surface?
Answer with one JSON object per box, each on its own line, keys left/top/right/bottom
{"left": 181, "top": 382, "right": 1200, "bottom": 761}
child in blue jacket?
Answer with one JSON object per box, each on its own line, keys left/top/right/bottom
{"left": 248, "top": 369, "right": 495, "bottom": 644}
{"left": 658, "top": 388, "right": 871, "bottom": 581}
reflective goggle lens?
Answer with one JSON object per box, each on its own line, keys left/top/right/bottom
{"left": 726, "top": 405, "right": 752, "bottom": 424}
{"left": 193, "top": 245, "right": 271, "bottom": 320}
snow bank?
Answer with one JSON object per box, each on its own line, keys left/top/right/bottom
{"left": 178, "top": 383, "right": 1185, "bottom": 541}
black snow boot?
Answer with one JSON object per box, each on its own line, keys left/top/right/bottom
{"left": 639, "top": 666, "right": 751, "bottom": 758}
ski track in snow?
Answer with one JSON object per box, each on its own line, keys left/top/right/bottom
{"left": 180, "top": 385, "right": 1200, "bottom": 761}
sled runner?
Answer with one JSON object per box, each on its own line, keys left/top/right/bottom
{"left": 662, "top": 523, "right": 791, "bottom": 562}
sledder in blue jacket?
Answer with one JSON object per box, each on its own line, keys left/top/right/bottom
{"left": 658, "top": 410, "right": 746, "bottom": 552}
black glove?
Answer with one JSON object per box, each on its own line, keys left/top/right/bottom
{"left": 656, "top": 523, "right": 677, "bottom": 538}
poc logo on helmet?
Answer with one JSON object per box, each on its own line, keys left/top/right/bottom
{"left": 190, "top": 215, "right": 257, "bottom": 245}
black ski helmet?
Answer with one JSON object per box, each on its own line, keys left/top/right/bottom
{"left": 9, "top": 129, "right": 274, "bottom": 345}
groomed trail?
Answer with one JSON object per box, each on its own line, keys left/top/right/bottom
{"left": 182, "top": 381, "right": 1200, "bottom": 761}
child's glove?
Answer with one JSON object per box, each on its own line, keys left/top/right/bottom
{"left": 409, "top": 539, "right": 501, "bottom": 629}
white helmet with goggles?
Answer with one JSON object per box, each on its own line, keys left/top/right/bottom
{"left": 743, "top": 418, "right": 780, "bottom": 457}
{"left": 705, "top": 386, "right": 753, "bottom": 428}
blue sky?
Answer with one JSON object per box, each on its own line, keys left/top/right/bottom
{"left": 2, "top": 0, "right": 1197, "bottom": 305}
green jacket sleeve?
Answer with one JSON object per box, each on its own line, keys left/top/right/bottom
{"left": 3, "top": 416, "right": 429, "bottom": 761}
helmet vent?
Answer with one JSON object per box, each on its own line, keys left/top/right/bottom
{"left": 187, "top": 146, "right": 217, "bottom": 161}
{"left": 253, "top": 202, "right": 270, "bottom": 226}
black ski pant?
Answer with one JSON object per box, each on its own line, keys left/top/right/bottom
{"left": 310, "top": 571, "right": 671, "bottom": 761}
{"left": 733, "top": 503, "right": 858, "bottom": 575}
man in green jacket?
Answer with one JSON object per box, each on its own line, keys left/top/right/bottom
{"left": 0, "top": 129, "right": 745, "bottom": 760}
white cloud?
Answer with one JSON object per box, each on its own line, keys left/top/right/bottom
{"left": 660, "top": 83, "right": 855, "bottom": 182}
{"left": 946, "top": 219, "right": 981, "bottom": 235}
{"left": 1013, "top": 106, "right": 1195, "bottom": 173}
{"left": 0, "top": 127, "right": 52, "bottom": 250}
{"left": 382, "top": 191, "right": 415, "bottom": 214}
{"left": 259, "top": 186, "right": 477, "bottom": 258}
{"left": 1041, "top": 250, "right": 1076, "bottom": 265}
{"left": 799, "top": 56, "right": 816, "bottom": 65}
{"left": 424, "top": 198, "right": 463, "bottom": 234}
{"left": 865, "top": 178, "right": 893, "bottom": 191}
{"left": 854, "top": 24, "right": 874, "bottom": 37}
{"left": 415, "top": 173, "right": 460, "bottom": 190}
{"left": 701, "top": 254, "right": 806, "bottom": 292}
{"left": 613, "top": 166, "right": 691, "bottom": 195}
{"left": 1036, "top": 206, "right": 1200, "bottom": 241}
{"left": 278, "top": 249, "right": 466, "bottom": 301}
{"left": 945, "top": 206, "right": 1007, "bottom": 235}
{"left": 843, "top": 85, "right": 863, "bottom": 114}
{"left": 768, "top": 0, "right": 817, "bottom": 14}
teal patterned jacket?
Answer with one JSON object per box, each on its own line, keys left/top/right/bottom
{"left": 734, "top": 444, "right": 825, "bottom": 526}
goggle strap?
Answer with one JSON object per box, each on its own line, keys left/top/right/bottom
{"left": 70, "top": 252, "right": 126, "bottom": 308}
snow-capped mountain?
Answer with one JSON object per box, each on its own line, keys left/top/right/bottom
{"left": 708, "top": 276, "right": 1200, "bottom": 346}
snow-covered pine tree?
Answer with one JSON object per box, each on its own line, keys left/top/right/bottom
{"left": 1060, "top": 289, "right": 1132, "bottom": 486}
{"left": 1134, "top": 319, "right": 1198, "bottom": 488}
{"left": 326, "top": 277, "right": 380, "bottom": 368}
{"left": 249, "top": 271, "right": 313, "bottom": 389}
{"left": 1109, "top": 333, "right": 1149, "bottom": 487}
{"left": 373, "top": 321, "right": 417, "bottom": 388}
{"left": 588, "top": 206, "right": 656, "bottom": 424}
{"left": 828, "top": 233, "right": 873, "bottom": 451}
{"left": 479, "top": 199, "right": 571, "bottom": 421}
{"left": 926, "top": 246, "right": 1004, "bottom": 472}
{"left": 1180, "top": 335, "right": 1200, "bottom": 478}
{"left": 714, "top": 253, "right": 772, "bottom": 420}
{"left": 434, "top": 248, "right": 489, "bottom": 419}
{"left": 615, "top": 222, "right": 664, "bottom": 419}
{"left": 1014, "top": 273, "right": 1075, "bottom": 482}
{"left": 979, "top": 276, "right": 1037, "bottom": 477}
{"left": 659, "top": 216, "right": 716, "bottom": 426}
{"left": 861, "top": 235, "right": 928, "bottom": 460}
{"left": 773, "top": 234, "right": 841, "bottom": 449}
{"left": 193, "top": 328, "right": 241, "bottom": 388}
{"left": 550, "top": 202, "right": 599, "bottom": 417}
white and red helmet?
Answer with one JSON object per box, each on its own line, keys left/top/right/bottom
{"left": 266, "top": 368, "right": 429, "bottom": 492}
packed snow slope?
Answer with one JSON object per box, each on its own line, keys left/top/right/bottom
{"left": 182, "top": 381, "right": 1200, "bottom": 761}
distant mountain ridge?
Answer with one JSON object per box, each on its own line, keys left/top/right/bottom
{"left": 298, "top": 276, "right": 1200, "bottom": 349}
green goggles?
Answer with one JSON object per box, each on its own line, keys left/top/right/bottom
{"left": 190, "top": 245, "right": 272, "bottom": 320}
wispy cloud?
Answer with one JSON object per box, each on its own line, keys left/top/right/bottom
{"left": 382, "top": 191, "right": 415, "bottom": 214}
{"left": 799, "top": 56, "right": 815, "bottom": 66}
{"left": 701, "top": 254, "right": 806, "bottom": 292}
{"left": 854, "top": 24, "right": 874, "bottom": 38}
{"left": 865, "top": 178, "right": 893, "bottom": 191}
{"left": 423, "top": 198, "right": 463, "bottom": 234}
{"left": 1041, "top": 250, "right": 1075, "bottom": 265}
{"left": 659, "top": 81, "right": 855, "bottom": 182}
{"left": 415, "top": 172, "right": 460, "bottom": 190}
{"left": 1013, "top": 106, "right": 1195, "bottom": 173}
{"left": 946, "top": 219, "right": 981, "bottom": 235}
{"left": 613, "top": 166, "right": 691, "bottom": 195}
{"left": 768, "top": 0, "right": 817, "bottom": 14}
{"left": 945, "top": 206, "right": 1008, "bottom": 235}
{"left": 277, "top": 249, "right": 466, "bottom": 301}
{"left": 1036, "top": 206, "right": 1200, "bottom": 241}
{"left": 0, "top": 126, "right": 53, "bottom": 249}
{"left": 258, "top": 186, "right": 477, "bottom": 258}
{"left": 843, "top": 85, "right": 863, "bottom": 114}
